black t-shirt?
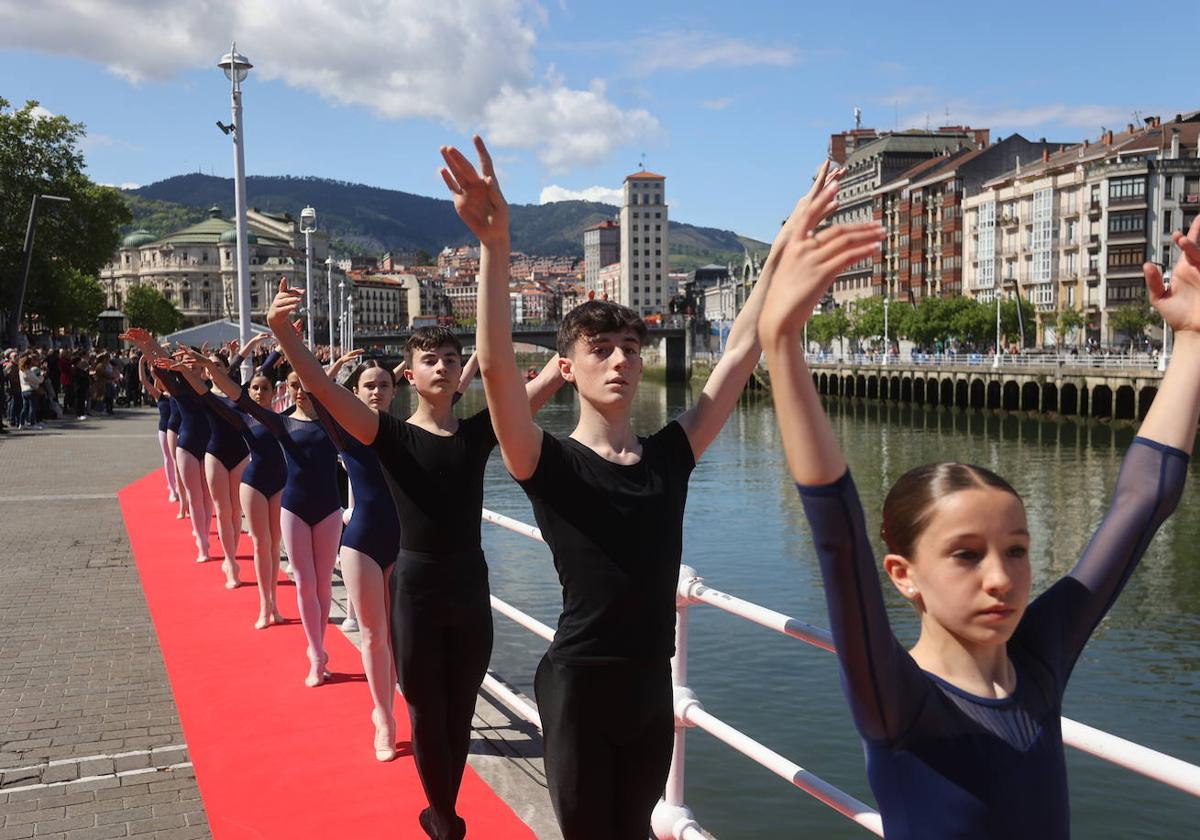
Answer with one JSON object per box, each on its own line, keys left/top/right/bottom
{"left": 518, "top": 421, "right": 695, "bottom": 664}
{"left": 370, "top": 408, "right": 498, "bottom": 554}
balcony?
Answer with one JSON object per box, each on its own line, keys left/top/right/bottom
{"left": 1181, "top": 194, "right": 1200, "bottom": 207}
{"left": 1000, "top": 214, "right": 1020, "bottom": 228}
{"left": 1087, "top": 234, "right": 1101, "bottom": 251}
{"left": 1061, "top": 204, "right": 1080, "bottom": 219}
{"left": 1087, "top": 268, "right": 1100, "bottom": 285}
{"left": 1088, "top": 201, "right": 1102, "bottom": 220}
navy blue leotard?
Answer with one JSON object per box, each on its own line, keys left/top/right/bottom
{"left": 308, "top": 393, "right": 400, "bottom": 567}
{"left": 795, "top": 437, "right": 1187, "bottom": 839}
{"left": 165, "top": 372, "right": 211, "bottom": 459}
{"left": 167, "top": 397, "right": 182, "bottom": 434}
{"left": 201, "top": 391, "right": 287, "bottom": 497}
{"left": 204, "top": 390, "right": 250, "bottom": 470}
{"left": 156, "top": 395, "right": 171, "bottom": 433}
{"left": 236, "top": 390, "right": 340, "bottom": 525}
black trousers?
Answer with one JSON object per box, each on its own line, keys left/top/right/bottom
{"left": 391, "top": 548, "right": 493, "bottom": 838}
{"left": 534, "top": 655, "right": 674, "bottom": 840}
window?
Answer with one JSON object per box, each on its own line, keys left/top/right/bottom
{"left": 1107, "top": 245, "right": 1145, "bottom": 268}
{"left": 1108, "top": 175, "right": 1146, "bottom": 202}
{"left": 1165, "top": 176, "right": 1174, "bottom": 198}
{"left": 655, "top": 212, "right": 661, "bottom": 218}
{"left": 1108, "top": 211, "right": 1145, "bottom": 234}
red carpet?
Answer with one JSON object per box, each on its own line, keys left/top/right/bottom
{"left": 118, "top": 470, "right": 536, "bottom": 840}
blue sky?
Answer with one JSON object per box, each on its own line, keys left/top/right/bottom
{"left": 0, "top": 0, "right": 1188, "bottom": 243}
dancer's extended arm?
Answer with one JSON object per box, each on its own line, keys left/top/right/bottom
{"left": 266, "top": 283, "right": 379, "bottom": 445}
{"left": 678, "top": 162, "right": 844, "bottom": 462}
{"left": 440, "top": 136, "right": 541, "bottom": 479}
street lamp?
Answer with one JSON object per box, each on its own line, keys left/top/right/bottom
{"left": 4, "top": 194, "right": 70, "bottom": 347}
{"left": 300, "top": 206, "right": 316, "bottom": 348}
{"left": 217, "top": 44, "right": 254, "bottom": 381}
{"left": 325, "top": 255, "right": 335, "bottom": 351}
{"left": 346, "top": 293, "right": 355, "bottom": 352}
{"left": 1159, "top": 268, "right": 1172, "bottom": 372}
{"left": 992, "top": 284, "right": 1004, "bottom": 369}
{"left": 338, "top": 279, "right": 346, "bottom": 351}
{"left": 882, "top": 295, "right": 890, "bottom": 365}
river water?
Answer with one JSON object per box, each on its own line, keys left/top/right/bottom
{"left": 397, "top": 379, "right": 1200, "bottom": 839}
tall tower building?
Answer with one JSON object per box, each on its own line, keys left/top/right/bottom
{"left": 583, "top": 219, "right": 620, "bottom": 298}
{"left": 619, "top": 170, "right": 669, "bottom": 316}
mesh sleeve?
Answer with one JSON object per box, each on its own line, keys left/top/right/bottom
{"left": 306, "top": 390, "right": 353, "bottom": 453}
{"left": 200, "top": 391, "right": 250, "bottom": 434}
{"left": 1027, "top": 437, "right": 1188, "bottom": 674}
{"left": 235, "top": 389, "right": 286, "bottom": 438}
{"left": 796, "top": 472, "right": 930, "bottom": 743}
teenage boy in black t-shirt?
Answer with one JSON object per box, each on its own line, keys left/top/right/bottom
{"left": 439, "top": 136, "right": 845, "bottom": 839}
{"left": 264, "top": 293, "right": 565, "bottom": 840}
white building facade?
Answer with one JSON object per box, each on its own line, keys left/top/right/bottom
{"left": 618, "top": 171, "right": 669, "bottom": 316}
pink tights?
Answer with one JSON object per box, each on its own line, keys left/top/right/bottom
{"left": 157, "top": 431, "right": 178, "bottom": 500}
{"left": 280, "top": 508, "right": 342, "bottom": 676}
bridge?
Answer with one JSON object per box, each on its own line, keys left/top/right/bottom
{"left": 355, "top": 323, "right": 693, "bottom": 382}
{"left": 800, "top": 353, "right": 1164, "bottom": 421}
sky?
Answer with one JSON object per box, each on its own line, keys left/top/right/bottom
{"left": 0, "top": 0, "right": 1190, "bottom": 244}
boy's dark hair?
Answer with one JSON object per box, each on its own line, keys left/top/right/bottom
{"left": 556, "top": 300, "right": 647, "bottom": 357}
{"left": 405, "top": 326, "right": 462, "bottom": 364}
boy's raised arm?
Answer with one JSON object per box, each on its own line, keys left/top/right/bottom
{"left": 440, "top": 136, "right": 542, "bottom": 479}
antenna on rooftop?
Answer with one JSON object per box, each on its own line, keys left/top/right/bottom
{"left": 638, "top": 151, "right": 646, "bottom": 171}
{"left": 854, "top": 107, "right": 862, "bottom": 130}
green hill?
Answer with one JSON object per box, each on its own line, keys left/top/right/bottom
{"left": 122, "top": 174, "right": 767, "bottom": 273}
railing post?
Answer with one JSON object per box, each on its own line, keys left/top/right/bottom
{"left": 653, "top": 565, "right": 703, "bottom": 840}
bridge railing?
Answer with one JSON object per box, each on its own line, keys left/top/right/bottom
{"left": 479, "top": 507, "right": 1200, "bottom": 838}
{"left": 804, "top": 351, "right": 1162, "bottom": 371}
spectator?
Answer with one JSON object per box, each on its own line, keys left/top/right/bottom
{"left": 18, "top": 354, "right": 45, "bottom": 430}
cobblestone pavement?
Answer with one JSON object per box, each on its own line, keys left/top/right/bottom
{"left": 0, "top": 410, "right": 208, "bottom": 839}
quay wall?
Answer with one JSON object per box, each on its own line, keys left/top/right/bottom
{"left": 803, "top": 360, "right": 1163, "bottom": 422}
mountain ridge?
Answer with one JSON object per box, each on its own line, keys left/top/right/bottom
{"left": 122, "top": 174, "right": 768, "bottom": 273}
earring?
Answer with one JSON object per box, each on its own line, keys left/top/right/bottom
{"left": 907, "top": 587, "right": 917, "bottom": 595}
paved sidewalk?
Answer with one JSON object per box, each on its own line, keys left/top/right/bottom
{"left": 0, "top": 409, "right": 206, "bottom": 838}
{"left": 0, "top": 409, "right": 560, "bottom": 840}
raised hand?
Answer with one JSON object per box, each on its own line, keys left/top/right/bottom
{"left": 267, "top": 278, "right": 305, "bottom": 331}
{"left": 759, "top": 210, "right": 884, "bottom": 341}
{"left": 440, "top": 136, "right": 508, "bottom": 246}
{"left": 1145, "top": 215, "right": 1200, "bottom": 333}
{"left": 771, "top": 161, "right": 845, "bottom": 254}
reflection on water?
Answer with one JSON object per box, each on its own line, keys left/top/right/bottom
{"left": 392, "top": 382, "right": 1200, "bottom": 839}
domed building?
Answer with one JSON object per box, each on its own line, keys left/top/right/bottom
{"left": 101, "top": 206, "right": 348, "bottom": 331}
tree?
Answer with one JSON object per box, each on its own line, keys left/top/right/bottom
{"left": 29, "top": 266, "right": 106, "bottom": 333}
{"left": 1109, "top": 303, "right": 1151, "bottom": 348}
{"left": 0, "top": 98, "right": 131, "bottom": 338}
{"left": 849, "top": 296, "right": 886, "bottom": 348}
{"left": 1059, "top": 309, "right": 1087, "bottom": 348}
{"left": 124, "top": 285, "right": 183, "bottom": 336}
{"left": 1000, "top": 296, "right": 1035, "bottom": 348}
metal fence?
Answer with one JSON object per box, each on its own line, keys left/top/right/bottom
{"left": 804, "top": 351, "right": 1163, "bottom": 371}
{"left": 478, "top": 508, "right": 1200, "bottom": 838}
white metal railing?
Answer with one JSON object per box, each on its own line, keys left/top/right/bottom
{"left": 480, "top": 509, "right": 1200, "bottom": 838}
{"left": 804, "top": 351, "right": 1161, "bottom": 371}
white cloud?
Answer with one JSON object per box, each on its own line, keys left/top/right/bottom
{"left": 630, "top": 32, "right": 796, "bottom": 74}
{"left": 0, "top": 0, "right": 655, "bottom": 172}
{"left": 100, "top": 182, "right": 143, "bottom": 190}
{"left": 484, "top": 77, "right": 660, "bottom": 173}
{"left": 539, "top": 184, "right": 622, "bottom": 205}
{"left": 701, "top": 97, "right": 733, "bottom": 110}
{"left": 29, "top": 104, "right": 55, "bottom": 120}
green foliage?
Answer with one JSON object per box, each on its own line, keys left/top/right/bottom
{"left": 120, "top": 194, "right": 207, "bottom": 238}
{"left": 28, "top": 266, "right": 106, "bottom": 332}
{"left": 849, "top": 296, "right": 886, "bottom": 342}
{"left": 0, "top": 98, "right": 131, "bottom": 337}
{"left": 124, "top": 285, "right": 184, "bottom": 336}
{"left": 1109, "top": 303, "right": 1152, "bottom": 344}
{"left": 1000, "top": 296, "right": 1036, "bottom": 346}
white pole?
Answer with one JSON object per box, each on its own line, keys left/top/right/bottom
{"left": 229, "top": 42, "right": 252, "bottom": 383}
{"left": 304, "top": 229, "right": 314, "bottom": 349}
{"left": 348, "top": 297, "right": 354, "bottom": 352}
{"left": 883, "top": 296, "right": 889, "bottom": 365}
{"left": 326, "top": 258, "right": 335, "bottom": 352}
{"left": 1159, "top": 270, "right": 1172, "bottom": 372}
{"left": 993, "top": 288, "right": 1002, "bottom": 369}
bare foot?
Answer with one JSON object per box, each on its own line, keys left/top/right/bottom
{"left": 271, "top": 609, "right": 286, "bottom": 624}
{"left": 222, "top": 561, "right": 240, "bottom": 589}
{"left": 372, "top": 709, "right": 397, "bottom": 762}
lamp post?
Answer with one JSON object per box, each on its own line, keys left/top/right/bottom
{"left": 882, "top": 295, "right": 890, "bottom": 365}
{"left": 1159, "top": 268, "right": 1172, "bottom": 372}
{"left": 300, "top": 206, "right": 316, "bottom": 348}
{"left": 4, "top": 194, "right": 70, "bottom": 347}
{"left": 217, "top": 44, "right": 253, "bottom": 381}
{"left": 993, "top": 284, "right": 1003, "bottom": 369}
{"left": 346, "top": 294, "right": 354, "bottom": 352}
{"left": 326, "top": 255, "right": 335, "bottom": 352}
{"left": 338, "top": 279, "right": 346, "bottom": 351}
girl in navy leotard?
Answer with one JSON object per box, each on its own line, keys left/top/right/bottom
{"left": 154, "top": 359, "right": 214, "bottom": 565}
{"left": 189, "top": 347, "right": 289, "bottom": 628}
{"left": 213, "top": 358, "right": 342, "bottom": 687}
{"left": 758, "top": 191, "right": 1200, "bottom": 838}
{"left": 197, "top": 350, "right": 251, "bottom": 590}
{"left": 139, "top": 356, "right": 178, "bottom": 505}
